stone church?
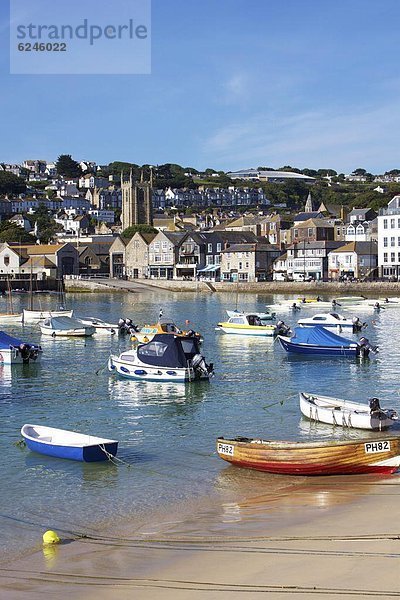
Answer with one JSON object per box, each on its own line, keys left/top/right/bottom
{"left": 121, "top": 170, "right": 153, "bottom": 231}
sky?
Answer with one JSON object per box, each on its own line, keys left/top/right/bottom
{"left": 1, "top": 0, "right": 400, "bottom": 174}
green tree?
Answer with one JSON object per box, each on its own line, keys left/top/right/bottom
{"left": 0, "top": 172, "right": 26, "bottom": 195}
{"left": 55, "top": 155, "right": 82, "bottom": 178}
{"left": 0, "top": 222, "right": 35, "bottom": 243}
{"left": 30, "top": 203, "right": 62, "bottom": 243}
{"left": 121, "top": 224, "right": 158, "bottom": 239}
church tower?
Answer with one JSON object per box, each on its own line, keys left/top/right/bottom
{"left": 304, "top": 192, "right": 313, "bottom": 213}
{"left": 121, "top": 168, "right": 153, "bottom": 231}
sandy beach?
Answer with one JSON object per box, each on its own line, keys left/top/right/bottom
{"left": 2, "top": 469, "right": 400, "bottom": 600}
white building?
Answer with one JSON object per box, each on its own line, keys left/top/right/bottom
{"left": 377, "top": 195, "right": 400, "bottom": 280}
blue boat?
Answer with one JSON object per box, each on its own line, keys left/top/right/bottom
{"left": 21, "top": 424, "right": 118, "bottom": 462}
{"left": 278, "top": 326, "right": 374, "bottom": 357}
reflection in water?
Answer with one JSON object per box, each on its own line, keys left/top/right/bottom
{"left": 108, "top": 376, "right": 209, "bottom": 407}
{"left": 213, "top": 464, "right": 389, "bottom": 535}
{"left": 24, "top": 453, "right": 120, "bottom": 489}
{"left": 42, "top": 542, "right": 59, "bottom": 567}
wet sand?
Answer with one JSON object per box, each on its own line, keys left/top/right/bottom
{"left": 2, "top": 470, "right": 400, "bottom": 599}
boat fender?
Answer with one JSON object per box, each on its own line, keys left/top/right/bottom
{"left": 52, "top": 331, "right": 56, "bottom": 338}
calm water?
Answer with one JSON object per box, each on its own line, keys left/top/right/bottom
{"left": 1, "top": 289, "right": 399, "bottom": 561}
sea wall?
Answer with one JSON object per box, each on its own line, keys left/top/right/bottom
{"left": 63, "top": 277, "right": 400, "bottom": 296}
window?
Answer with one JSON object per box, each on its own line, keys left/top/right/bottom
{"left": 207, "top": 243, "right": 212, "bottom": 252}
{"left": 216, "top": 243, "right": 221, "bottom": 252}
{"left": 384, "top": 252, "right": 388, "bottom": 262}
{"left": 245, "top": 262, "right": 249, "bottom": 268}
{"left": 238, "top": 262, "right": 243, "bottom": 269}
{"left": 4, "top": 256, "right": 9, "bottom": 266}
{"left": 308, "top": 228, "right": 313, "bottom": 237}
{"left": 384, "top": 237, "right": 388, "bottom": 247}
{"left": 384, "top": 219, "right": 388, "bottom": 229}
{"left": 391, "top": 237, "right": 396, "bottom": 247}
{"left": 206, "top": 255, "right": 213, "bottom": 265}
{"left": 391, "top": 219, "right": 395, "bottom": 228}
{"left": 238, "top": 273, "right": 248, "bottom": 281}
{"left": 391, "top": 252, "right": 396, "bottom": 262}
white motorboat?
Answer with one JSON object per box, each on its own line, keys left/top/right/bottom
{"left": 297, "top": 312, "right": 365, "bottom": 333}
{"left": 109, "top": 333, "right": 214, "bottom": 382}
{"left": 299, "top": 392, "right": 398, "bottom": 430}
{"left": 77, "top": 317, "right": 119, "bottom": 334}
{"left": 40, "top": 316, "right": 95, "bottom": 337}
{"left": 226, "top": 309, "right": 276, "bottom": 321}
{"left": 217, "top": 313, "right": 276, "bottom": 336}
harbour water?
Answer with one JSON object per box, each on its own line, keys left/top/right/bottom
{"left": 1, "top": 289, "right": 400, "bottom": 563}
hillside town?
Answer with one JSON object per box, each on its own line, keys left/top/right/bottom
{"left": 1, "top": 156, "right": 400, "bottom": 285}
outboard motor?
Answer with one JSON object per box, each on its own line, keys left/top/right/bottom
{"left": 352, "top": 317, "right": 365, "bottom": 333}
{"left": 275, "top": 321, "right": 291, "bottom": 336}
{"left": 358, "top": 337, "right": 378, "bottom": 359}
{"left": 191, "top": 353, "right": 214, "bottom": 378}
{"left": 369, "top": 397, "right": 381, "bottom": 413}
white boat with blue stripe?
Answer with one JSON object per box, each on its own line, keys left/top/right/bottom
{"left": 108, "top": 333, "right": 214, "bottom": 382}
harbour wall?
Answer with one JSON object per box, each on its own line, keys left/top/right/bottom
{"left": 63, "top": 277, "right": 400, "bottom": 296}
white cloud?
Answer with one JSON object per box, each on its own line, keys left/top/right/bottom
{"left": 202, "top": 102, "right": 400, "bottom": 173}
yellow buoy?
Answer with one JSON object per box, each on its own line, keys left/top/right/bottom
{"left": 43, "top": 530, "right": 60, "bottom": 544}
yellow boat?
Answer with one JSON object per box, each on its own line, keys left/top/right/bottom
{"left": 217, "top": 313, "right": 276, "bottom": 336}
{"left": 132, "top": 321, "right": 202, "bottom": 343}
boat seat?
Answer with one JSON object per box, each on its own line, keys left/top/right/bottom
{"left": 39, "top": 436, "right": 52, "bottom": 442}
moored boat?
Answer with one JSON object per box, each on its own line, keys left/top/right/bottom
{"left": 77, "top": 316, "right": 119, "bottom": 334}
{"left": 21, "top": 424, "right": 118, "bottom": 462}
{"left": 109, "top": 333, "right": 214, "bottom": 382}
{"left": 216, "top": 435, "right": 400, "bottom": 475}
{"left": 0, "top": 331, "right": 42, "bottom": 364}
{"left": 23, "top": 308, "right": 74, "bottom": 323}
{"left": 226, "top": 309, "right": 276, "bottom": 321}
{"left": 278, "top": 326, "right": 375, "bottom": 357}
{"left": 297, "top": 312, "right": 365, "bottom": 332}
{"left": 299, "top": 392, "right": 398, "bottom": 430}
{"left": 40, "top": 316, "right": 96, "bottom": 337}
{"left": 132, "top": 320, "right": 202, "bottom": 344}
{"left": 217, "top": 313, "right": 276, "bottom": 336}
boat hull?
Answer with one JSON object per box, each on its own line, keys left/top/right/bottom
{"left": 218, "top": 323, "right": 275, "bottom": 336}
{"left": 0, "top": 348, "right": 42, "bottom": 365}
{"left": 21, "top": 424, "right": 118, "bottom": 462}
{"left": 108, "top": 355, "right": 206, "bottom": 382}
{"left": 299, "top": 392, "right": 397, "bottom": 430}
{"left": 40, "top": 326, "right": 95, "bottom": 337}
{"left": 278, "top": 336, "right": 358, "bottom": 356}
{"left": 23, "top": 309, "right": 73, "bottom": 323}
{"left": 217, "top": 436, "right": 400, "bottom": 475}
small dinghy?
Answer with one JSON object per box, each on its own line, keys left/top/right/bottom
{"left": 21, "top": 424, "right": 118, "bottom": 462}
{"left": 216, "top": 435, "right": 400, "bottom": 475}
{"left": 299, "top": 392, "right": 398, "bottom": 430}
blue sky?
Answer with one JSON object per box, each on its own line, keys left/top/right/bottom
{"left": 1, "top": 0, "right": 400, "bottom": 173}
